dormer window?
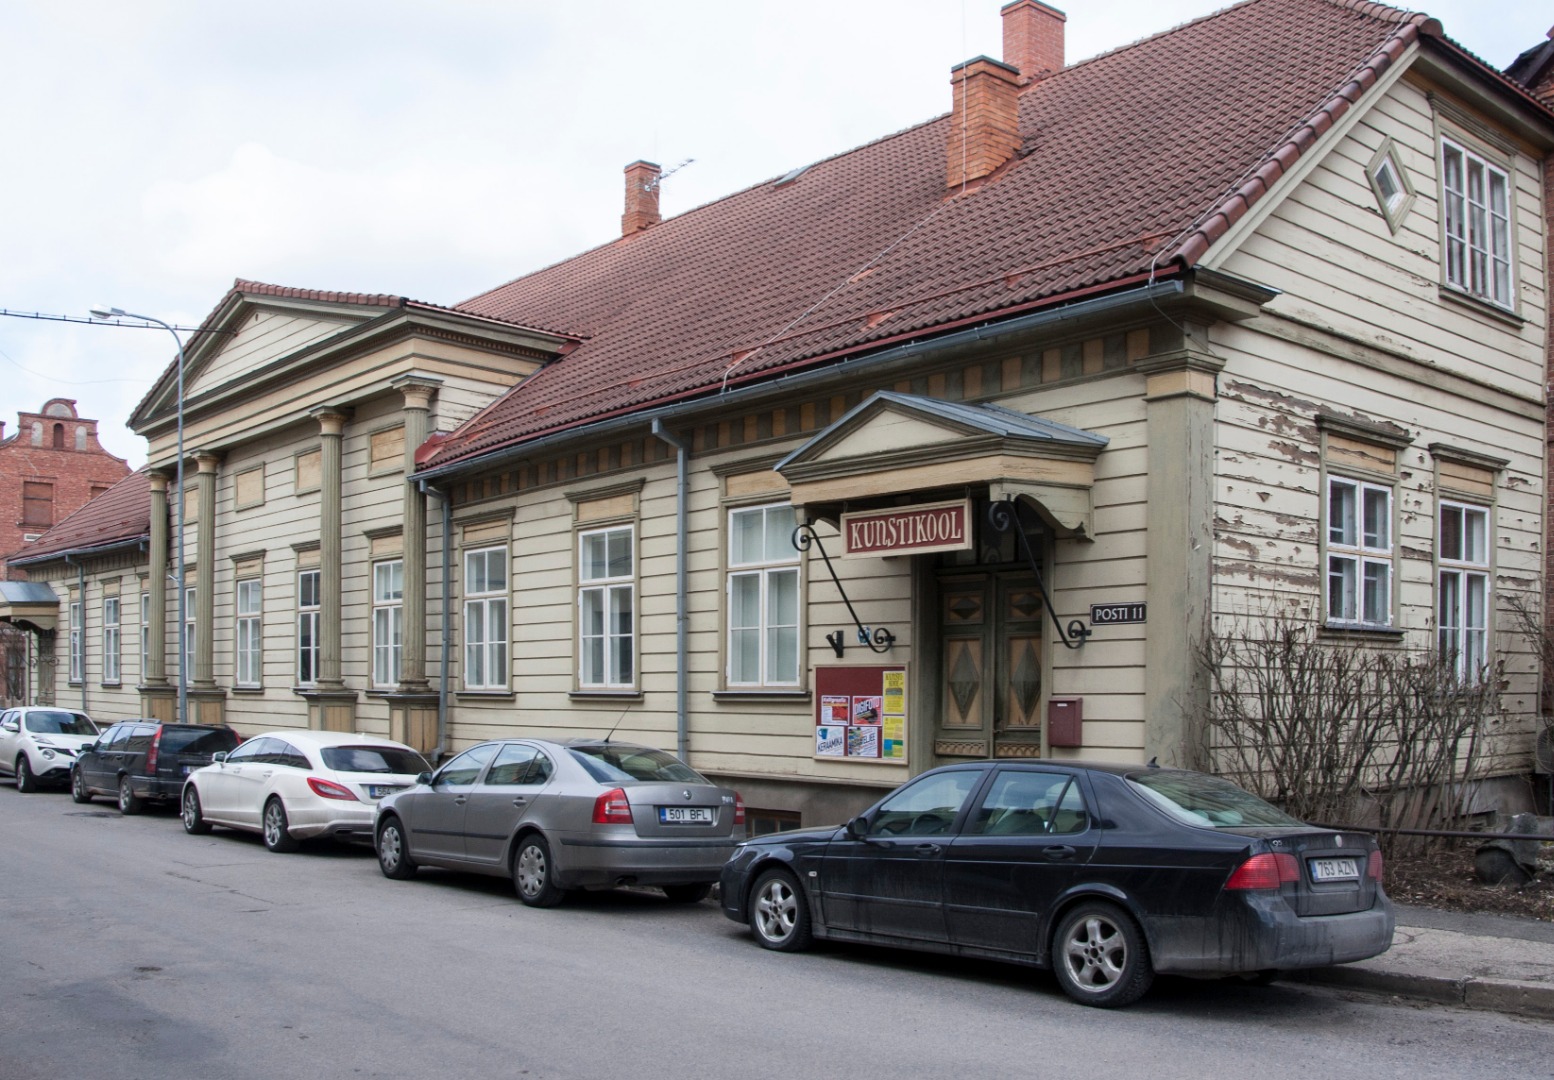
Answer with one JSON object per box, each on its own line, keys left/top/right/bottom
{"left": 1366, "top": 141, "right": 1413, "bottom": 233}
{"left": 1441, "top": 137, "right": 1512, "bottom": 309}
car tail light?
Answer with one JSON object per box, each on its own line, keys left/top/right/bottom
{"left": 592, "top": 788, "right": 633, "bottom": 824}
{"left": 1366, "top": 850, "right": 1384, "bottom": 882}
{"left": 1225, "top": 851, "right": 1300, "bottom": 890}
{"left": 306, "top": 777, "right": 360, "bottom": 801}
{"left": 733, "top": 793, "right": 745, "bottom": 827}
{"left": 145, "top": 728, "right": 162, "bottom": 774}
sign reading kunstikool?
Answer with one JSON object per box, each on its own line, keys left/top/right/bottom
{"left": 841, "top": 499, "right": 973, "bottom": 558}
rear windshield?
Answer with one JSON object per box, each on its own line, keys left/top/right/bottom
{"left": 321, "top": 746, "right": 430, "bottom": 775}
{"left": 1127, "top": 770, "right": 1304, "bottom": 828}
{"left": 24, "top": 711, "right": 97, "bottom": 736}
{"left": 568, "top": 745, "right": 707, "bottom": 785}
{"left": 161, "top": 727, "right": 241, "bottom": 756}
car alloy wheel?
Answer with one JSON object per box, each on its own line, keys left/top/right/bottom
{"left": 262, "top": 799, "right": 299, "bottom": 853}
{"left": 1051, "top": 901, "right": 1154, "bottom": 1008}
{"left": 512, "top": 835, "right": 563, "bottom": 908}
{"left": 377, "top": 817, "right": 418, "bottom": 880}
{"left": 14, "top": 756, "right": 35, "bottom": 794}
{"left": 71, "top": 767, "right": 92, "bottom": 804}
{"left": 749, "top": 868, "right": 812, "bottom": 952}
{"left": 118, "top": 776, "right": 143, "bottom": 815}
{"left": 182, "top": 787, "right": 212, "bottom": 834}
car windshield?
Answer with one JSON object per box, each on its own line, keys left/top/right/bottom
{"left": 24, "top": 711, "right": 97, "bottom": 736}
{"left": 160, "top": 728, "right": 239, "bottom": 755}
{"left": 321, "top": 746, "right": 430, "bottom": 775}
{"left": 568, "top": 745, "right": 707, "bottom": 784}
{"left": 1127, "top": 770, "right": 1305, "bottom": 828}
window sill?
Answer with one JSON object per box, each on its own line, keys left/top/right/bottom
{"left": 456, "top": 690, "right": 516, "bottom": 701}
{"left": 1321, "top": 622, "right": 1405, "bottom": 640}
{"left": 711, "top": 689, "right": 812, "bottom": 703}
{"left": 1437, "top": 285, "right": 1523, "bottom": 328}
{"left": 568, "top": 690, "right": 644, "bottom": 703}
{"left": 231, "top": 686, "right": 265, "bottom": 695}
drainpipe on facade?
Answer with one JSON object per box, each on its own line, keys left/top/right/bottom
{"left": 65, "top": 555, "right": 86, "bottom": 714}
{"left": 650, "top": 419, "right": 690, "bottom": 762}
{"left": 419, "top": 479, "right": 452, "bottom": 764}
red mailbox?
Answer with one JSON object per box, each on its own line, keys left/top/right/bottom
{"left": 1047, "top": 696, "right": 1083, "bottom": 748}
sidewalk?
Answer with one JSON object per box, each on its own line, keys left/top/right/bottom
{"left": 1298, "top": 904, "right": 1554, "bottom": 1020}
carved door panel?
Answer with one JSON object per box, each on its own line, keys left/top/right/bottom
{"left": 934, "top": 572, "right": 1043, "bottom": 761}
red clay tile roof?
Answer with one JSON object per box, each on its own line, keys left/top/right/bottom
{"left": 8, "top": 469, "right": 152, "bottom": 565}
{"left": 425, "top": 0, "right": 1459, "bottom": 471}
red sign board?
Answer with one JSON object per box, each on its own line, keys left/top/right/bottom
{"left": 840, "top": 498, "right": 973, "bottom": 558}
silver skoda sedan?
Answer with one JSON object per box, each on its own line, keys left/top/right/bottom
{"left": 374, "top": 738, "right": 744, "bottom": 906}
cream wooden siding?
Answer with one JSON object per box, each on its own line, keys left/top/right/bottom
{"left": 187, "top": 310, "right": 362, "bottom": 400}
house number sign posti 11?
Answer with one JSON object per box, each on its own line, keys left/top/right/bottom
{"left": 841, "top": 499, "right": 973, "bottom": 558}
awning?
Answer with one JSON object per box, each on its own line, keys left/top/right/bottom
{"left": 0, "top": 581, "right": 60, "bottom": 632}
{"left": 774, "top": 392, "right": 1108, "bottom": 539}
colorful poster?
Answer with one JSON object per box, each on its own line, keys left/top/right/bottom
{"left": 882, "top": 716, "right": 905, "bottom": 759}
{"left": 883, "top": 671, "right": 906, "bottom": 717}
{"left": 847, "top": 725, "right": 880, "bottom": 758}
{"left": 815, "top": 726, "right": 846, "bottom": 757}
{"left": 851, "top": 696, "right": 883, "bottom": 725}
{"left": 820, "top": 695, "right": 851, "bottom": 725}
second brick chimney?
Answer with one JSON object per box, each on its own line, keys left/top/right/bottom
{"left": 1002, "top": 0, "right": 1066, "bottom": 85}
{"left": 946, "top": 57, "right": 1022, "bottom": 190}
{"left": 622, "top": 160, "right": 662, "bottom": 236}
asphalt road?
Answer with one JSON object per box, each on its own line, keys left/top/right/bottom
{"left": 2, "top": 780, "right": 1549, "bottom": 1080}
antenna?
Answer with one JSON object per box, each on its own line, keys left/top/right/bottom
{"left": 602, "top": 703, "right": 631, "bottom": 744}
{"left": 645, "top": 157, "right": 695, "bottom": 191}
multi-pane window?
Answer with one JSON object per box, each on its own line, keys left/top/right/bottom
{"left": 1327, "top": 477, "right": 1393, "bottom": 626}
{"left": 1442, "top": 139, "right": 1512, "bottom": 309}
{"left": 578, "top": 526, "right": 634, "bottom": 688}
{"left": 102, "top": 597, "right": 121, "bottom": 685}
{"left": 1439, "top": 502, "right": 1490, "bottom": 681}
{"left": 373, "top": 560, "right": 404, "bottom": 688}
{"left": 183, "top": 588, "right": 196, "bottom": 680}
{"left": 236, "top": 579, "right": 262, "bottom": 688}
{"left": 140, "top": 591, "right": 149, "bottom": 681}
{"left": 463, "top": 547, "right": 508, "bottom": 690}
{"left": 297, "top": 570, "right": 320, "bottom": 686}
{"left": 68, "top": 600, "right": 83, "bottom": 683}
{"left": 727, "top": 504, "right": 801, "bottom": 686}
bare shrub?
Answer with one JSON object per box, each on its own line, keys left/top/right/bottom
{"left": 1200, "top": 617, "right": 1499, "bottom": 856}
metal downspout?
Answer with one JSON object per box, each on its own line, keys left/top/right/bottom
{"left": 65, "top": 555, "right": 86, "bottom": 714}
{"left": 650, "top": 419, "right": 689, "bottom": 761}
{"left": 419, "top": 479, "right": 452, "bottom": 762}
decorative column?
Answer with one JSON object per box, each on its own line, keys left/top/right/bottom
{"left": 187, "top": 451, "right": 227, "bottom": 725}
{"left": 306, "top": 406, "right": 357, "bottom": 732}
{"left": 386, "top": 375, "right": 440, "bottom": 753}
{"left": 139, "top": 471, "right": 176, "bottom": 722}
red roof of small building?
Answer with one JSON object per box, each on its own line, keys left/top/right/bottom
{"left": 424, "top": 0, "right": 1466, "bottom": 471}
{"left": 8, "top": 469, "right": 152, "bottom": 565}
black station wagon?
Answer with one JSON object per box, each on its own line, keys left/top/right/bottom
{"left": 720, "top": 760, "right": 1394, "bottom": 1007}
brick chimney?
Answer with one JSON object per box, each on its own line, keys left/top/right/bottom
{"left": 1002, "top": 0, "right": 1066, "bottom": 85}
{"left": 622, "top": 160, "right": 662, "bottom": 236}
{"left": 946, "top": 57, "right": 1022, "bottom": 190}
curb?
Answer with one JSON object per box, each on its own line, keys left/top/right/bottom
{"left": 1297, "top": 966, "right": 1554, "bottom": 1021}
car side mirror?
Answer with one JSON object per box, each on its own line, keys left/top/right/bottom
{"left": 415, "top": 771, "right": 432, "bottom": 785}
{"left": 1, "top": 722, "right": 18, "bottom": 733}
{"left": 846, "top": 814, "right": 870, "bottom": 840}
{"left": 212, "top": 752, "right": 228, "bottom": 764}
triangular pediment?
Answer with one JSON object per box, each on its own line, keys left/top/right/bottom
{"left": 180, "top": 305, "right": 369, "bottom": 403}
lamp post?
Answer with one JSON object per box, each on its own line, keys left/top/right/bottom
{"left": 90, "top": 307, "right": 187, "bottom": 726}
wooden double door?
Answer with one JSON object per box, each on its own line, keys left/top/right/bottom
{"left": 933, "top": 569, "right": 1045, "bottom": 761}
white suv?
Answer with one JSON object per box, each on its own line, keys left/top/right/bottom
{"left": 0, "top": 707, "right": 101, "bottom": 792}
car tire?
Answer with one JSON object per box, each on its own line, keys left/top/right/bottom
{"left": 117, "top": 776, "right": 143, "bottom": 815}
{"left": 15, "top": 756, "right": 36, "bottom": 793}
{"left": 376, "top": 817, "right": 418, "bottom": 880}
{"left": 662, "top": 883, "right": 712, "bottom": 904}
{"left": 1051, "top": 901, "right": 1154, "bottom": 1008}
{"left": 262, "top": 798, "right": 300, "bottom": 853}
{"left": 748, "top": 867, "right": 813, "bottom": 952}
{"left": 70, "top": 767, "right": 92, "bottom": 804}
{"left": 181, "top": 786, "right": 212, "bottom": 835}
{"left": 512, "top": 834, "right": 564, "bottom": 908}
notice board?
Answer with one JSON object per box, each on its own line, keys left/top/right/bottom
{"left": 814, "top": 665, "right": 907, "bottom": 764}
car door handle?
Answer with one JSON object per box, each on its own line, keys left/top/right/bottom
{"left": 259, "top": 772, "right": 273, "bottom": 780}
{"left": 512, "top": 797, "right": 528, "bottom": 807}
{"left": 914, "top": 843, "right": 942, "bottom": 855}
{"left": 1043, "top": 846, "right": 1076, "bottom": 860}
{"left": 454, "top": 796, "right": 467, "bottom": 805}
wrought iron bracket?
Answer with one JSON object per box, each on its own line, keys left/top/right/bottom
{"left": 986, "top": 498, "right": 1090, "bottom": 649}
{"left": 792, "top": 523, "right": 896, "bottom": 656}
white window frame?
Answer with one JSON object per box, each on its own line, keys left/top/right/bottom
{"left": 726, "top": 503, "right": 802, "bottom": 687}
{"left": 102, "top": 596, "right": 121, "bottom": 685}
{"left": 297, "top": 570, "right": 320, "bottom": 687}
{"left": 1326, "top": 476, "right": 1394, "bottom": 628}
{"left": 235, "top": 579, "right": 262, "bottom": 689}
{"left": 578, "top": 525, "right": 635, "bottom": 690}
{"left": 1438, "top": 500, "right": 1491, "bottom": 682}
{"left": 463, "top": 546, "right": 509, "bottom": 690}
{"left": 68, "top": 599, "right": 83, "bottom": 683}
{"left": 372, "top": 559, "right": 404, "bottom": 688}
{"left": 1441, "top": 137, "right": 1513, "bottom": 309}
{"left": 183, "top": 587, "right": 196, "bottom": 682}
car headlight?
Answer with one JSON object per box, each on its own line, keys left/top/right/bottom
{"left": 40, "top": 749, "right": 56, "bottom": 760}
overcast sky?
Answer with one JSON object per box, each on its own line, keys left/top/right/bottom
{"left": 1, "top": 0, "right": 1545, "bottom": 466}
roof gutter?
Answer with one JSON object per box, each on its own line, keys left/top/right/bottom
{"left": 9, "top": 535, "right": 151, "bottom": 569}
{"left": 414, "top": 277, "right": 1186, "bottom": 484}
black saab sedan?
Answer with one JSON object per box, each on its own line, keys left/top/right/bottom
{"left": 719, "top": 761, "right": 1394, "bottom": 1007}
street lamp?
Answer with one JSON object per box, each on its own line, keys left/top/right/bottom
{"left": 90, "top": 306, "right": 187, "bottom": 727}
